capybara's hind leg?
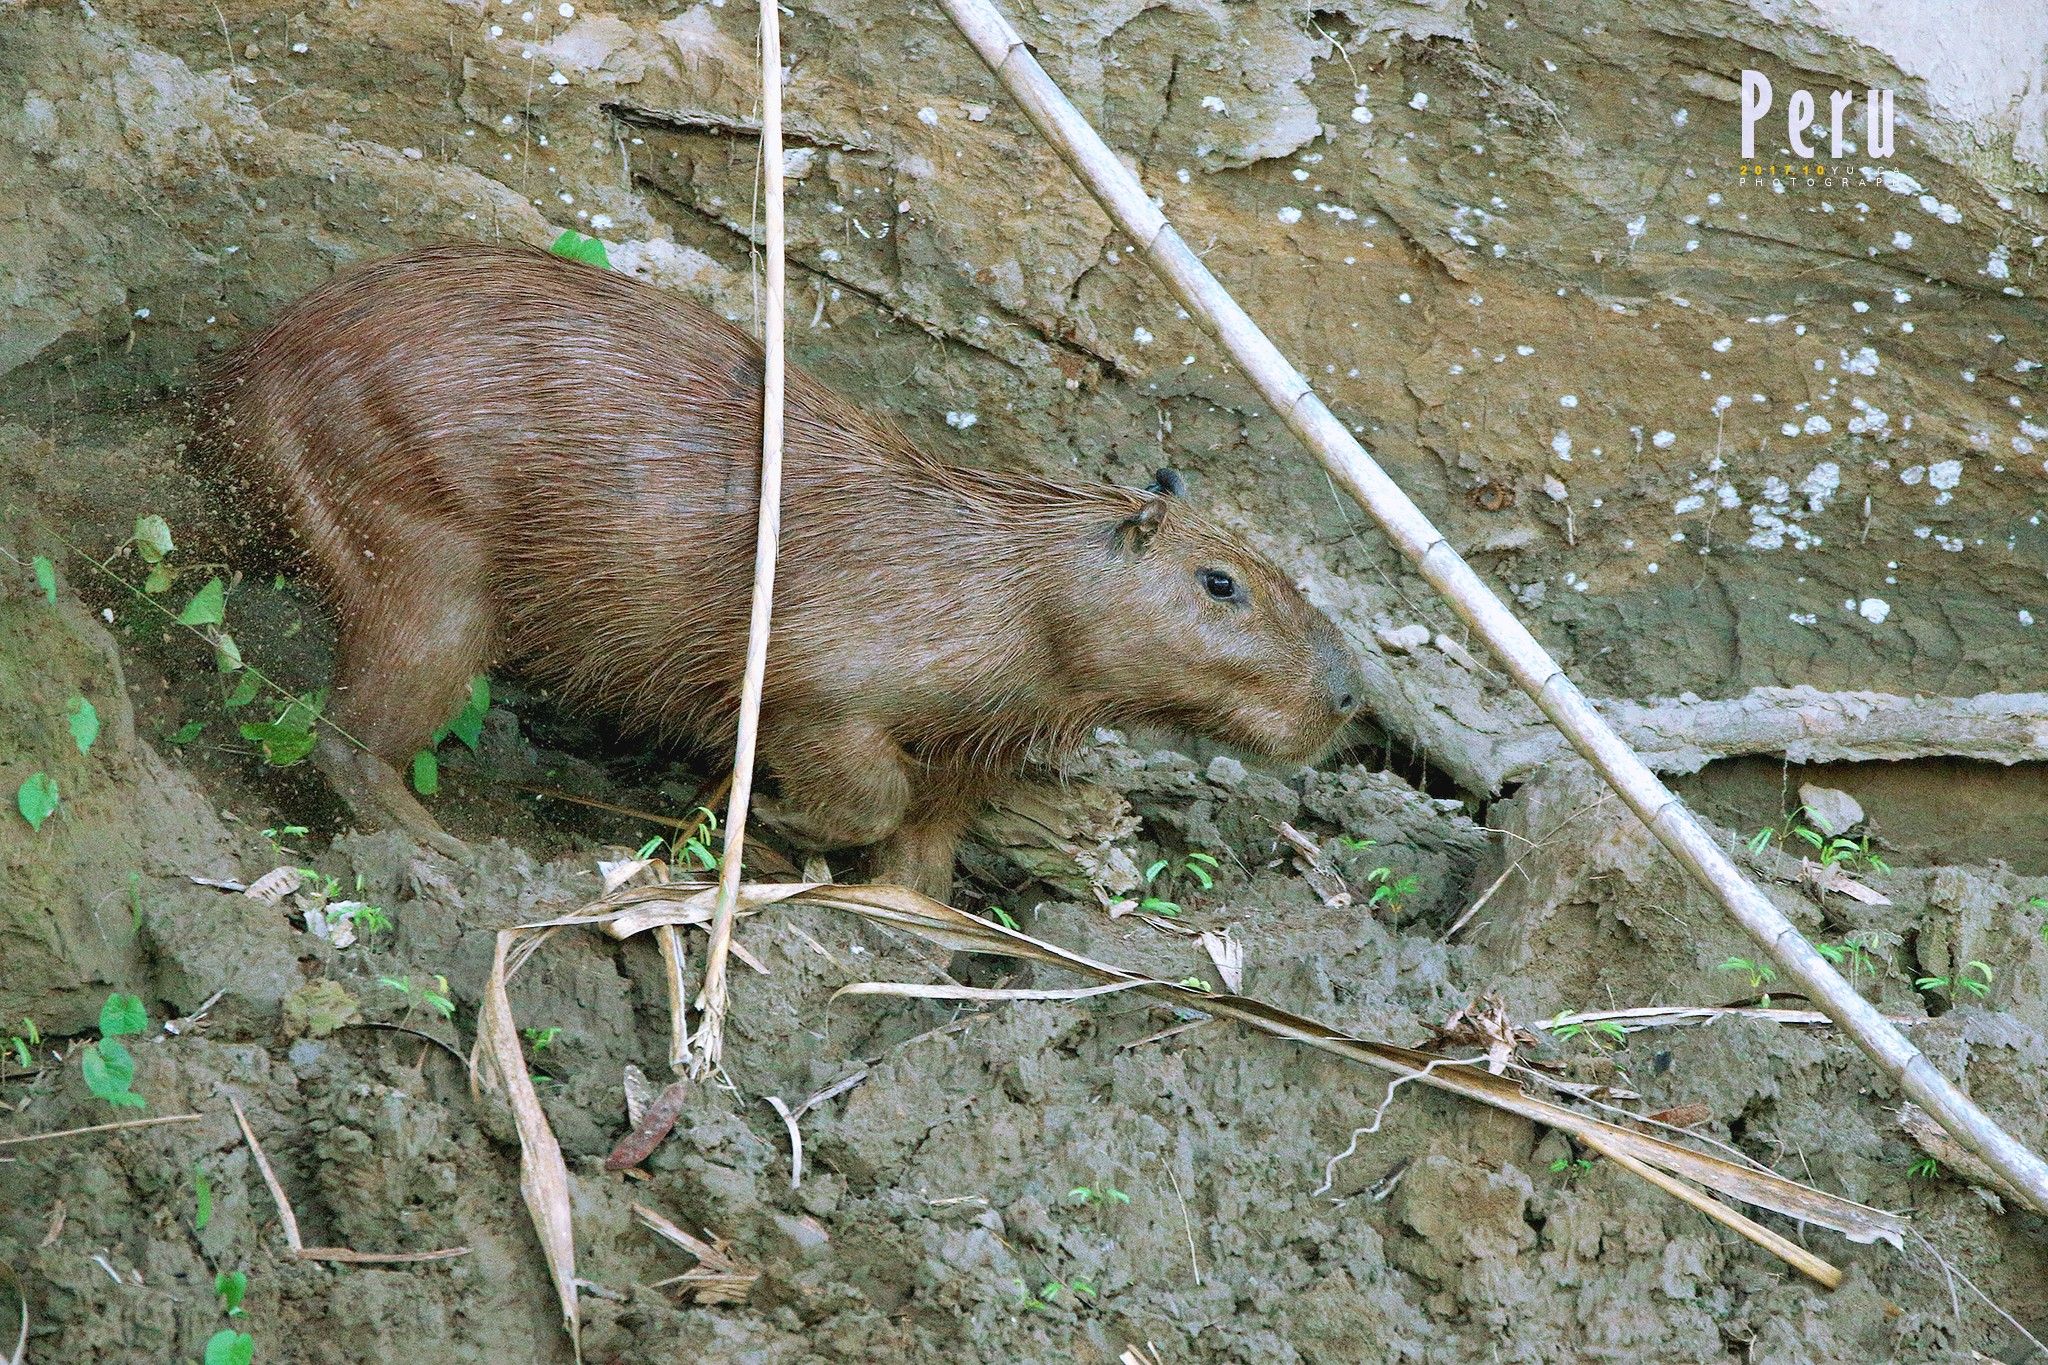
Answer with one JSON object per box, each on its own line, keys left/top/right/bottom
{"left": 316, "top": 532, "right": 495, "bottom": 858}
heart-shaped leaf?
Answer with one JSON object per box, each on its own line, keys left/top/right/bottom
{"left": 134, "top": 514, "right": 174, "bottom": 564}
{"left": 99, "top": 992, "right": 147, "bottom": 1037}
{"left": 177, "top": 577, "right": 226, "bottom": 626}
{"left": 16, "top": 772, "right": 58, "bottom": 830}
{"left": 67, "top": 697, "right": 100, "bottom": 754}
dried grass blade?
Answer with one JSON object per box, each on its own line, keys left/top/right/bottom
{"left": 765, "top": 1095, "right": 803, "bottom": 1188}
{"left": 655, "top": 924, "right": 693, "bottom": 1071}
{"left": 833, "top": 980, "right": 1150, "bottom": 1004}
{"left": 633, "top": 1202, "right": 758, "bottom": 1302}
{"left": 293, "top": 1245, "right": 470, "bottom": 1264}
{"left": 796, "top": 885, "right": 1906, "bottom": 1251}
{"left": 477, "top": 929, "right": 581, "bottom": 1354}
{"left": 0, "top": 1112, "right": 204, "bottom": 1147}
{"left": 2, "top": 1260, "right": 25, "bottom": 1365}
{"left": 1575, "top": 1128, "right": 1843, "bottom": 1288}
{"left": 229, "top": 1095, "right": 304, "bottom": 1253}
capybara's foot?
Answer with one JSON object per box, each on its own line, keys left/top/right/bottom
{"left": 314, "top": 735, "right": 469, "bottom": 861}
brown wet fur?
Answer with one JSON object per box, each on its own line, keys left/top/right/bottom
{"left": 198, "top": 243, "right": 1364, "bottom": 896}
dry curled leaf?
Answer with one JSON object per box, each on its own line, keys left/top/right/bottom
{"left": 243, "top": 866, "right": 304, "bottom": 906}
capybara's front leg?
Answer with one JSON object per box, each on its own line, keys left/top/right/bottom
{"left": 865, "top": 765, "right": 1001, "bottom": 901}
{"left": 755, "top": 718, "right": 913, "bottom": 852}
{"left": 313, "top": 735, "right": 468, "bottom": 860}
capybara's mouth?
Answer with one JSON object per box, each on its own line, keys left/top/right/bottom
{"left": 1221, "top": 705, "right": 1349, "bottom": 764}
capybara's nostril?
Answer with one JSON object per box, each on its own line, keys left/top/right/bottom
{"left": 1336, "top": 692, "right": 1358, "bottom": 714}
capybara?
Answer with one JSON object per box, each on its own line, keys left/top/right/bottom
{"left": 201, "top": 243, "right": 1363, "bottom": 896}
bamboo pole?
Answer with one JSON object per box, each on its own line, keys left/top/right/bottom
{"left": 693, "top": 0, "right": 786, "bottom": 1074}
{"left": 932, "top": 0, "right": 2048, "bottom": 1216}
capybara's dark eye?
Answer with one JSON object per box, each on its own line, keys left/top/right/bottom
{"left": 1200, "top": 568, "right": 1238, "bottom": 600}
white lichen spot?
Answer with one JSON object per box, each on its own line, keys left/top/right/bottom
{"left": 944, "top": 411, "right": 978, "bottom": 429}
{"left": 1132, "top": 326, "right": 1154, "bottom": 346}
{"left": 1551, "top": 430, "right": 1573, "bottom": 460}
{"left": 1350, "top": 106, "right": 1373, "bottom": 125}
{"left": 1276, "top": 206, "right": 1302, "bottom": 225}
{"left": 1559, "top": 394, "right": 1578, "bottom": 408}
{"left": 1409, "top": 91, "right": 1429, "bottom": 110}
{"left": 1891, "top": 230, "right": 1913, "bottom": 250}
{"left": 1651, "top": 430, "right": 1676, "bottom": 449}
{"left": 1858, "top": 598, "right": 1890, "bottom": 623}
{"left": 1840, "top": 346, "right": 1879, "bottom": 376}
{"left": 1802, "top": 415, "right": 1832, "bottom": 435}
{"left": 1799, "top": 462, "right": 1840, "bottom": 511}
{"left": 1201, "top": 95, "right": 1227, "bottom": 114}
{"left": 1673, "top": 494, "right": 1706, "bottom": 514}
{"left": 1984, "top": 244, "right": 2012, "bottom": 280}
{"left": 1927, "top": 459, "right": 1961, "bottom": 490}
{"left": 1712, "top": 337, "right": 1731, "bottom": 352}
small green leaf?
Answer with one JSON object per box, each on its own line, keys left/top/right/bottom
{"left": 275, "top": 688, "right": 327, "bottom": 733}
{"left": 167, "top": 720, "right": 206, "bottom": 744}
{"left": 214, "top": 1269, "right": 247, "bottom": 1315}
{"left": 194, "top": 1166, "right": 213, "bottom": 1230}
{"left": 224, "top": 672, "right": 261, "bottom": 709}
{"left": 67, "top": 697, "right": 100, "bottom": 755}
{"left": 134, "top": 514, "right": 174, "bottom": 564}
{"left": 239, "top": 722, "right": 317, "bottom": 766}
{"left": 32, "top": 556, "right": 55, "bottom": 604}
{"left": 550, "top": 229, "right": 611, "bottom": 269}
{"left": 177, "top": 577, "right": 226, "bottom": 626}
{"left": 16, "top": 772, "right": 58, "bottom": 830}
{"left": 440, "top": 676, "right": 490, "bottom": 751}
{"left": 213, "top": 632, "right": 244, "bottom": 673}
{"left": 204, "top": 1329, "right": 254, "bottom": 1365}
{"left": 412, "top": 749, "right": 439, "bottom": 796}
{"left": 143, "top": 563, "right": 173, "bottom": 595}
{"left": 82, "top": 1039, "right": 145, "bottom": 1107}
{"left": 99, "top": 993, "right": 147, "bottom": 1037}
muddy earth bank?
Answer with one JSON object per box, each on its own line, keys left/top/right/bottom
{"left": 4, "top": 0, "right": 2048, "bottom": 1359}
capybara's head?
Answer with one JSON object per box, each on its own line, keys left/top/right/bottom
{"left": 1060, "top": 469, "right": 1364, "bottom": 762}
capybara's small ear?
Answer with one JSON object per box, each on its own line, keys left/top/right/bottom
{"left": 1115, "top": 494, "right": 1169, "bottom": 557}
{"left": 1147, "top": 467, "right": 1187, "bottom": 498}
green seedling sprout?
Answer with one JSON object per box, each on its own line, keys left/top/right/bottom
{"left": 5, "top": 1017, "right": 41, "bottom": 1070}
{"left": 82, "top": 992, "right": 148, "bottom": 1109}
{"left": 1715, "top": 957, "right": 1776, "bottom": 992}
{"left": 1066, "top": 1186, "right": 1130, "bottom": 1206}
{"left": 1909, "top": 1156, "right": 1941, "bottom": 1181}
{"left": 215, "top": 1270, "right": 248, "bottom": 1317}
{"left": 1915, "top": 961, "right": 1993, "bottom": 1000}
{"left": 380, "top": 974, "right": 455, "bottom": 1021}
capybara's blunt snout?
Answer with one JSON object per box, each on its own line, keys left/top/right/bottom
{"left": 1318, "top": 631, "right": 1364, "bottom": 721}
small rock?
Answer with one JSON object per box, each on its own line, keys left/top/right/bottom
{"left": 1205, "top": 755, "right": 1248, "bottom": 788}
{"left": 1797, "top": 783, "right": 1864, "bottom": 836}
{"left": 1375, "top": 623, "right": 1431, "bottom": 653}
